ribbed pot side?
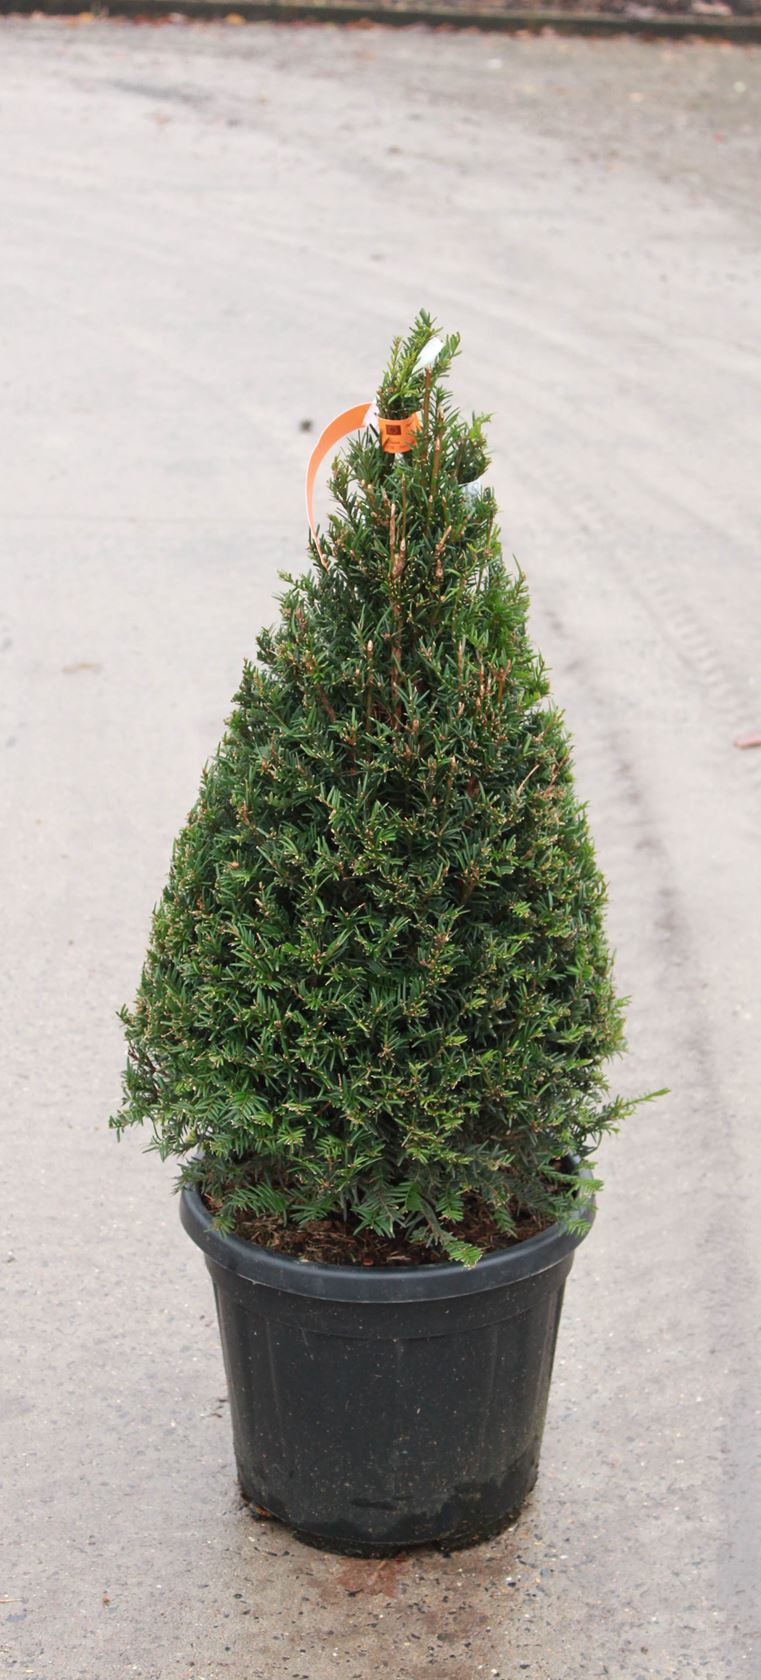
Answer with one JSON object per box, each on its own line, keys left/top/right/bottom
{"left": 180, "top": 1182, "right": 593, "bottom": 1556}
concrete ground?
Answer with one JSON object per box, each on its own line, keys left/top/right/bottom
{"left": 2, "top": 17, "right": 761, "bottom": 1679}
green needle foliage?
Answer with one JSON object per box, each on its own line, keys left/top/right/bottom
{"left": 113, "top": 313, "right": 635, "bottom": 1265}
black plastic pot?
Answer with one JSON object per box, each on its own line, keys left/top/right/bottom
{"left": 180, "top": 1181, "right": 593, "bottom": 1556}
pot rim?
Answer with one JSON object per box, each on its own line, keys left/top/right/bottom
{"left": 179, "top": 1166, "right": 594, "bottom": 1304}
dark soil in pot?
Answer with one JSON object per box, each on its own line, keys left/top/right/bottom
{"left": 203, "top": 1187, "right": 550, "bottom": 1266}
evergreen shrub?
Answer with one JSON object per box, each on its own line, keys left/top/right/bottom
{"left": 112, "top": 314, "right": 636, "bottom": 1264}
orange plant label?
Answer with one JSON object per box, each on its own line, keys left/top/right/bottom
{"left": 305, "top": 405, "right": 422, "bottom": 563}
{"left": 305, "top": 403, "right": 375, "bottom": 560}
{"left": 379, "top": 412, "right": 421, "bottom": 453}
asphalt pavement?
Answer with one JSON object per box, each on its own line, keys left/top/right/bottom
{"left": 2, "top": 18, "right": 761, "bottom": 1679}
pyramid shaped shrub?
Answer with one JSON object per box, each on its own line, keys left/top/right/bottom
{"left": 113, "top": 315, "right": 633, "bottom": 1263}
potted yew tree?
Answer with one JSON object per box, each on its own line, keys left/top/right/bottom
{"left": 112, "top": 315, "right": 636, "bottom": 1556}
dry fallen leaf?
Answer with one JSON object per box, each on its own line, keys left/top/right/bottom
{"left": 62, "top": 661, "right": 102, "bottom": 674}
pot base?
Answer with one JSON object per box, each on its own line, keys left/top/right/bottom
{"left": 238, "top": 1453, "right": 540, "bottom": 1557}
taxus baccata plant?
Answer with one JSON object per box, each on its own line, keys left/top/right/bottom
{"left": 113, "top": 313, "right": 635, "bottom": 1264}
